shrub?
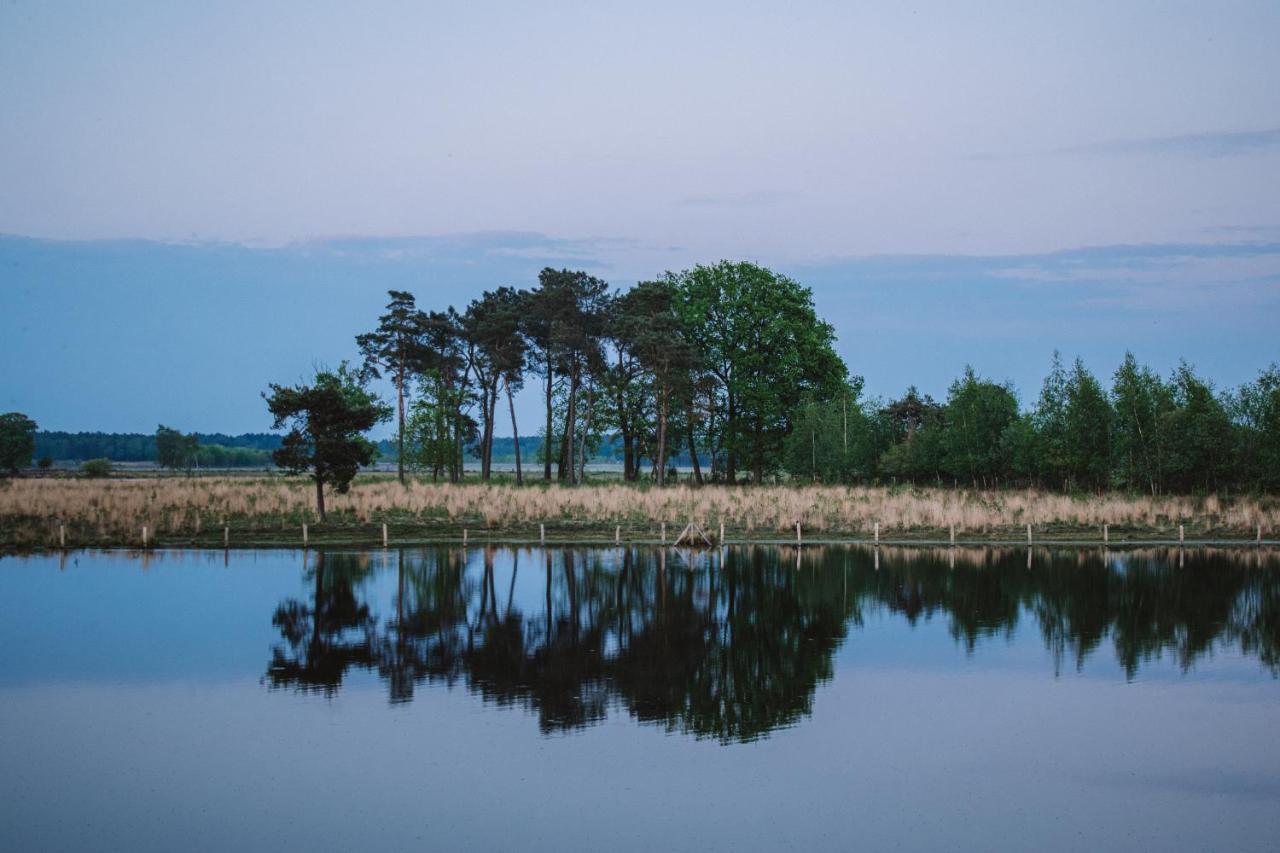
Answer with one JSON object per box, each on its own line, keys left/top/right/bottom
{"left": 80, "top": 458, "right": 113, "bottom": 478}
{"left": 37, "top": 456, "right": 53, "bottom": 470}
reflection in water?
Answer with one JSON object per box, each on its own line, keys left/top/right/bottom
{"left": 265, "top": 545, "right": 1280, "bottom": 742}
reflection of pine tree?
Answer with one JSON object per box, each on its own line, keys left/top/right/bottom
{"left": 266, "top": 552, "right": 378, "bottom": 694}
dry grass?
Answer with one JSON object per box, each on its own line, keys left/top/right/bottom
{"left": 2, "top": 475, "right": 1277, "bottom": 549}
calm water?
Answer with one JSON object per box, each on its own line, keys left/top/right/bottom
{"left": 2, "top": 545, "right": 1278, "bottom": 852}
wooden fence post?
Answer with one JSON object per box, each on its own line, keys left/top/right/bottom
{"left": 615, "top": 525, "right": 620, "bottom": 544}
{"left": 382, "top": 523, "right": 388, "bottom": 547}
{"left": 1103, "top": 523, "right": 1109, "bottom": 544}
{"left": 1179, "top": 524, "right": 1185, "bottom": 545}
{"left": 142, "top": 525, "right": 148, "bottom": 548}
{"left": 540, "top": 523, "right": 545, "bottom": 545}
{"left": 949, "top": 524, "right": 955, "bottom": 546}
{"left": 224, "top": 526, "right": 229, "bottom": 548}
{"left": 59, "top": 524, "right": 66, "bottom": 549}
{"left": 661, "top": 522, "right": 666, "bottom": 544}
{"left": 302, "top": 523, "right": 308, "bottom": 547}
{"left": 874, "top": 522, "right": 880, "bottom": 545}
{"left": 1027, "top": 523, "right": 1032, "bottom": 544}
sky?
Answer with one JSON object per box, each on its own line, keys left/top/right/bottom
{"left": 1, "top": 1, "right": 1278, "bottom": 435}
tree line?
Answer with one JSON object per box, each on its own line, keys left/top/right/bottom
{"left": 319, "top": 261, "right": 846, "bottom": 490}
{"left": 30, "top": 430, "right": 281, "bottom": 464}
{"left": 265, "top": 258, "right": 1277, "bottom": 503}
{"left": 785, "top": 353, "right": 1280, "bottom": 494}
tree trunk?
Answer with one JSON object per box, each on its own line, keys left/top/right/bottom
{"left": 577, "top": 384, "right": 593, "bottom": 484}
{"left": 396, "top": 355, "right": 406, "bottom": 485}
{"left": 687, "top": 416, "right": 703, "bottom": 485}
{"left": 726, "top": 392, "right": 737, "bottom": 483}
{"left": 506, "top": 377, "right": 523, "bottom": 485}
{"left": 481, "top": 382, "right": 497, "bottom": 481}
{"left": 543, "top": 347, "right": 553, "bottom": 481}
{"left": 656, "top": 385, "right": 668, "bottom": 486}
{"left": 563, "top": 363, "right": 580, "bottom": 484}
{"left": 752, "top": 417, "right": 763, "bottom": 484}
{"left": 314, "top": 476, "right": 326, "bottom": 521}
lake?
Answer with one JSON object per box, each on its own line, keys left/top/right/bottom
{"left": 1, "top": 545, "right": 1277, "bottom": 852}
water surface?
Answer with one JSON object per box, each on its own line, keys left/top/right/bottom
{"left": 2, "top": 545, "right": 1278, "bottom": 852}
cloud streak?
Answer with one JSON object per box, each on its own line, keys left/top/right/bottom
{"left": 972, "top": 127, "right": 1280, "bottom": 161}
{"left": 675, "top": 190, "right": 797, "bottom": 208}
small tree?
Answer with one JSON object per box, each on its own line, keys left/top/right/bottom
{"left": 156, "top": 424, "right": 200, "bottom": 473}
{"left": 0, "top": 412, "right": 37, "bottom": 475}
{"left": 264, "top": 364, "right": 391, "bottom": 520}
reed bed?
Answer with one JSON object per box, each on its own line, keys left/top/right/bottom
{"left": 2, "top": 475, "right": 1277, "bottom": 549}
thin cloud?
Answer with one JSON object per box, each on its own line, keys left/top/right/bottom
{"left": 676, "top": 190, "right": 797, "bottom": 207}
{"left": 971, "top": 127, "right": 1280, "bottom": 161}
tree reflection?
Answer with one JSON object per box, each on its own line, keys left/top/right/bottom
{"left": 265, "top": 551, "right": 378, "bottom": 694}
{"left": 265, "top": 545, "right": 1280, "bottom": 740}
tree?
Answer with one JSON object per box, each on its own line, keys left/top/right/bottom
{"left": 524, "top": 269, "right": 609, "bottom": 483}
{"left": 461, "top": 287, "right": 527, "bottom": 481}
{"left": 264, "top": 364, "right": 391, "bottom": 520}
{"left": 1110, "top": 352, "right": 1173, "bottom": 495}
{"left": 1062, "top": 359, "right": 1112, "bottom": 491}
{"left": 1163, "top": 362, "right": 1233, "bottom": 493}
{"left": 155, "top": 424, "right": 199, "bottom": 473}
{"left": 357, "top": 291, "right": 430, "bottom": 485}
{"left": 0, "top": 412, "right": 37, "bottom": 475}
{"left": 941, "top": 367, "right": 1019, "bottom": 488}
{"left": 1032, "top": 351, "right": 1069, "bottom": 487}
{"left": 670, "top": 262, "right": 846, "bottom": 482}
{"left": 1232, "top": 365, "right": 1280, "bottom": 492}
{"left": 618, "top": 280, "right": 698, "bottom": 485}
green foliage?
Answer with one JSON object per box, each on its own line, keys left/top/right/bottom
{"left": 80, "top": 457, "right": 112, "bottom": 478}
{"left": 264, "top": 362, "right": 392, "bottom": 518}
{"left": 356, "top": 290, "right": 433, "bottom": 483}
{"left": 1161, "top": 362, "right": 1234, "bottom": 493}
{"left": 941, "top": 367, "right": 1019, "bottom": 487}
{"left": 37, "top": 456, "right": 53, "bottom": 470}
{"left": 1232, "top": 365, "right": 1280, "bottom": 492}
{"left": 669, "top": 261, "right": 846, "bottom": 481}
{"left": 0, "top": 412, "right": 37, "bottom": 474}
{"left": 155, "top": 424, "right": 199, "bottom": 471}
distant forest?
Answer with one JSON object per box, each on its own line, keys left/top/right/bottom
{"left": 32, "top": 431, "right": 650, "bottom": 467}
{"left": 35, "top": 431, "right": 283, "bottom": 466}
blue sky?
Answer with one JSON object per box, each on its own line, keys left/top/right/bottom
{"left": 1, "top": 1, "right": 1277, "bottom": 433}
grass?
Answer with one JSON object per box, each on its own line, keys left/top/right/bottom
{"left": 2, "top": 473, "right": 1277, "bottom": 551}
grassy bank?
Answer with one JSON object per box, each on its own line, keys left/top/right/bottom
{"left": 2, "top": 475, "right": 1277, "bottom": 551}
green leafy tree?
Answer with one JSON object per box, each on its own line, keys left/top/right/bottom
{"left": 1232, "top": 365, "right": 1280, "bottom": 492}
{"left": 0, "top": 412, "right": 37, "bottom": 475}
{"left": 1110, "top": 352, "right": 1174, "bottom": 495}
{"left": 670, "top": 261, "right": 846, "bottom": 482}
{"left": 942, "top": 367, "right": 1019, "bottom": 488}
{"left": 1162, "top": 362, "right": 1234, "bottom": 492}
{"left": 1062, "top": 359, "right": 1112, "bottom": 491}
{"left": 1032, "top": 351, "right": 1069, "bottom": 487}
{"left": 356, "top": 291, "right": 431, "bottom": 485}
{"left": 264, "top": 363, "right": 391, "bottom": 520}
{"left": 155, "top": 424, "right": 199, "bottom": 472}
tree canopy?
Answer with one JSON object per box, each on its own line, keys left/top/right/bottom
{"left": 264, "top": 364, "right": 391, "bottom": 519}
